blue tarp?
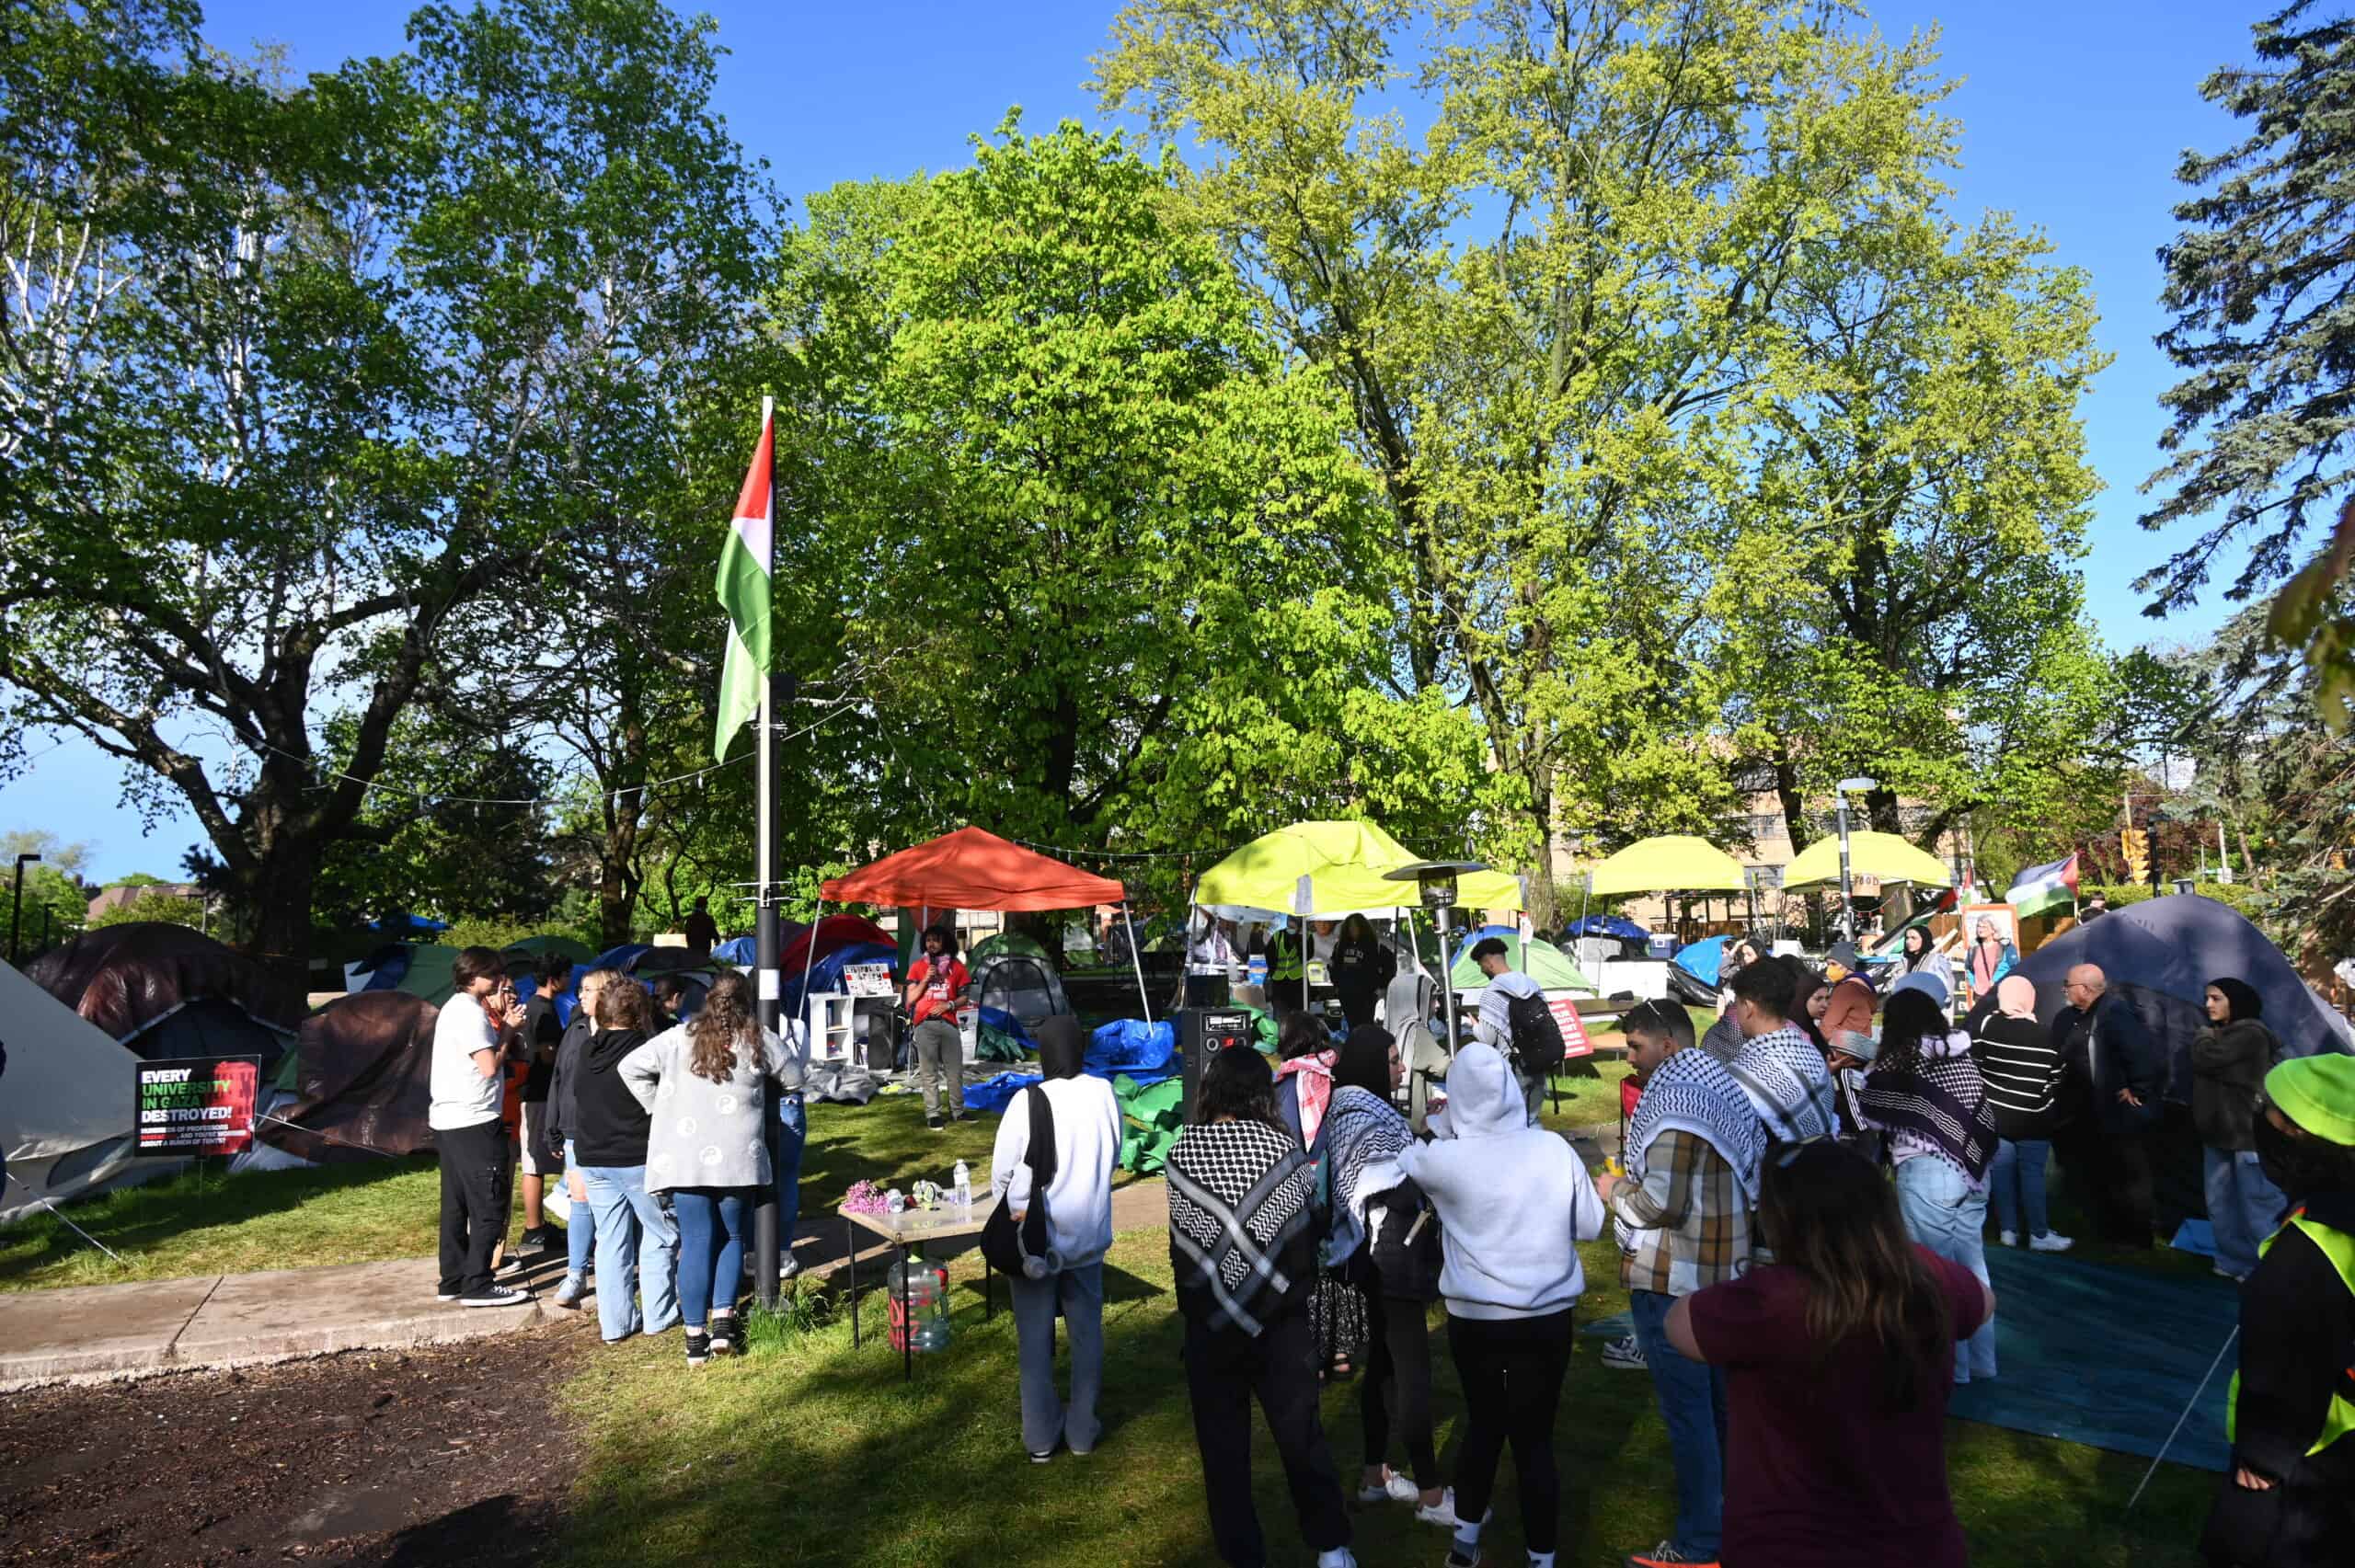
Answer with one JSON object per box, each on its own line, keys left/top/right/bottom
{"left": 1947, "top": 1245, "right": 2237, "bottom": 1472}
{"left": 979, "top": 1007, "right": 1035, "bottom": 1047}
{"left": 965, "top": 1071, "right": 1042, "bottom": 1116}
{"left": 1087, "top": 1018, "right": 1177, "bottom": 1074}
{"left": 713, "top": 935, "right": 758, "bottom": 966}
{"left": 780, "top": 941, "right": 897, "bottom": 1022}
{"left": 369, "top": 912, "right": 449, "bottom": 933}
{"left": 1673, "top": 936, "right": 1727, "bottom": 987}
{"left": 1561, "top": 914, "right": 1651, "bottom": 943}
{"left": 590, "top": 943, "right": 653, "bottom": 973}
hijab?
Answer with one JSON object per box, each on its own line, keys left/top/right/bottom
{"left": 1334, "top": 1025, "right": 1396, "bottom": 1098}
{"left": 1037, "top": 1014, "right": 1086, "bottom": 1080}
{"left": 2210, "top": 977, "right": 2264, "bottom": 1024}
{"left": 1995, "top": 974, "right": 2038, "bottom": 1022}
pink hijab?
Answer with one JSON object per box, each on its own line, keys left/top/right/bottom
{"left": 1995, "top": 974, "right": 2039, "bottom": 1021}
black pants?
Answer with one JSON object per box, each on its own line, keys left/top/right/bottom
{"left": 1182, "top": 1306, "right": 1351, "bottom": 1567}
{"left": 1361, "top": 1289, "right": 1439, "bottom": 1488}
{"left": 437, "top": 1118, "right": 510, "bottom": 1296}
{"left": 1448, "top": 1309, "right": 1575, "bottom": 1554}
{"left": 2202, "top": 1441, "right": 2355, "bottom": 1566}
{"left": 2080, "top": 1121, "right": 2157, "bottom": 1245}
{"left": 1338, "top": 990, "right": 1377, "bottom": 1030}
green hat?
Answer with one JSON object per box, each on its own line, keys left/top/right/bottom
{"left": 2264, "top": 1054, "right": 2355, "bottom": 1148}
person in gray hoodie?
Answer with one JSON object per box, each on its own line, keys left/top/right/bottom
{"left": 1397, "top": 1042, "right": 1607, "bottom": 1568}
{"left": 620, "top": 970, "right": 806, "bottom": 1367}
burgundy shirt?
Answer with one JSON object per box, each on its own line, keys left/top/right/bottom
{"left": 1687, "top": 1247, "right": 1988, "bottom": 1567}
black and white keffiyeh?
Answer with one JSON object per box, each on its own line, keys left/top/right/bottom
{"left": 1166, "top": 1120, "right": 1315, "bottom": 1335}
{"left": 1856, "top": 1029, "right": 1999, "bottom": 1183}
{"left": 1626, "top": 1047, "right": 1765, "bottom": 1202}
{"left": 1323, "top": 1085, "right": 1412, "bottom": 1219}
{"left": 1726, "top": 1024, "right": 1838, "bottom": 1147}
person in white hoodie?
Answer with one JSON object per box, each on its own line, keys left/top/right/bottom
{"left": 991, "top": 1014, "right": 1123, "bottom": 1463}
{"left": 1397, "top": 1042, "right": 1607, "bottom": 1568}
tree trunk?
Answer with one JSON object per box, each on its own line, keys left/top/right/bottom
{"left": 1523, "top": 758, "right": 1559, "bottom": 932}
{"left": 1867, "top": 789, "right": 1903, "bottom": 834}
{"left": 237, "top": 835, "right": 321, "bottom": 996}
{"left": 1773, "top": 746, "right": 1814, "bottom": 853}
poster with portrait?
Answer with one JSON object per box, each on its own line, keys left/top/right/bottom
{"left": 1960, "top": 902, "right": 2020, "bottom": 952}
{"left": 1958, "top": 903, "right": 2022, "bottom": 997}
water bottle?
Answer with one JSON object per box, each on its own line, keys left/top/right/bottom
{"left": 952, "top": 1160, "right": 971, "bottom": 1219}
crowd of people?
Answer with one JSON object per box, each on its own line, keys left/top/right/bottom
{"left": 420, "top": 921, "right": 2355, "bottom": 1567}
{"left": 426, "top": 945, "right": 810, "bottom": 1367}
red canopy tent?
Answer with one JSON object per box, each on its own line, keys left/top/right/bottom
{"left": 821, "top": 827, "right": 1149, "bottom": 1018}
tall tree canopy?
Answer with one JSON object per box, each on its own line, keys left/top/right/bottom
{"left": 2144, "top": 1, "right": 2355, "bottom": 723}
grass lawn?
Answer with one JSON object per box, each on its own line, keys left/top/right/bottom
{"left": 554, "top": 1227, "right": 2216, "bottom": 1568}
{"left": 0, "top": 1093, "right": 1014, "bottom": 1292}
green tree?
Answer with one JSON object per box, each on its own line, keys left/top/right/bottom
{"left": 782, "top": 120, "right": 1497, "bottom": 891}
{"left": 2142, "top": 2, "right": 2355, "bottom": 724}
{"left": 0, "top": 0, "right": 775, "bottom": 978}
{"left": 1098, "top": 0, "right": 2024, "bottom": 920}
{"left": 88, "top": 887, "right": 205, "bottom": 932}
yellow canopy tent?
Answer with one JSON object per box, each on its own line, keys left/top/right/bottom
{"left": 1192, "top": 820, "right": 1523, "bottom": 916}
{"left": 1782, "top": 830, "right": 1953, "bottom": 890}
{"left": 1584, "top": 835, "right": 1747, "bottom": 896}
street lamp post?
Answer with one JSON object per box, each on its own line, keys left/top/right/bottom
{"left": 1835, "top": 778, "right": 1877, "bottom": 944}
{"left": 9, "top": 853, "right": 40, "bottom": 964}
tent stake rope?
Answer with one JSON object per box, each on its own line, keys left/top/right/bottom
{"left": 2125, "top": 1322, "right": 2237, "bottom": 1516}
{"left": 5, "top": 1169, "right": 128, "bottom": 1265}
{"left": 254, "top": 1113, "right": 402, "bottom": 1161}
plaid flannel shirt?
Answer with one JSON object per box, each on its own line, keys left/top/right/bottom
{"left": 1609, "top": 1127, "right": 1752, "bottom": 1298}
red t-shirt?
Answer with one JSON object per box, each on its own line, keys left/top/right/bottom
{"left": 908, "top": 957, "right": 970, "bottom": 1024}
{"left": 1686, "top": 1247, "right": 1987, "bottom": 1568}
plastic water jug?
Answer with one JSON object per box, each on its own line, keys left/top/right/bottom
{"left": 952, "top": 1161, "right": 971, "bottom": 1219}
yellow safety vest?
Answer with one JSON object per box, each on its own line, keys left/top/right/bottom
{"left": 2227, "top": 1206, "right": 2355, "bottom": 1459}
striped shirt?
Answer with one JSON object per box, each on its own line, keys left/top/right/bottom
{"left": 1609, "top": 1127, "right": 1753, "bottom": 1297}
{"left": 1969, "top": 1013, "right": 2067, "bottom": 1141}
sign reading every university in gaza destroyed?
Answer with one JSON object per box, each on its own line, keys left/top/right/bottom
{"left": 135, "top": 1056, "right": 262, "bottom": 1156}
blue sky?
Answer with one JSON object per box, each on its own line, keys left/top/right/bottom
{"left": 5, "top": 0, "right": 2268, "bottom": 881}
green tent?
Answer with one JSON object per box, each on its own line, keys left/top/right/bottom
{"left": 970, "top": 931, "right": 1049, "bottom": 964}
{"left": 1450, "top": 935, "right": 1593, "bottom": 993}
{"left": 393, "top": 944, "right": 461, "bottom": 1006}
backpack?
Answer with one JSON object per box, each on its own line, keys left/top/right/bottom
{"left": 1505, "top": 986, "right": 1568, "bottom": 1081}
{"left": 1353, "top": 1176, "right": 1443, "bottom": 1302}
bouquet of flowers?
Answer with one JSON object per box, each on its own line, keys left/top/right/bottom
{"left": 839, "top": 1179, "right": 889, "bottom": 1216}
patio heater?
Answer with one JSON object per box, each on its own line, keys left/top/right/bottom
{"left": 1384, "top": 859, "right": 1488, "bottom": 1053}
{"left": 1834, "top": 778, "right": 1876, "bottom": 943}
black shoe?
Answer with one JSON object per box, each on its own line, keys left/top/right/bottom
{"left": 927, "top": 1116, "right": 947, "bottom": 1131}
{"left": 952, "top": 1110, "right": 977, "bottom": 1123}
{"left": 460, "top": 1284, "right": 532, "bottom": 1309}
{"left": 519, "top": 1225, "right": 560, "bottom": 1254}
{"left": 708, "top": 1313, "right": 737, "bottom": 1354}
{"left": 685, "top": 1330, "right": 710, "bottom": 1367}
{"left": 1028, "top": 1448, "right": 1054, "bottom": 1464}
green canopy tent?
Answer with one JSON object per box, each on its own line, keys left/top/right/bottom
{"left": 1449, "top": 934, "right": 1594, "bottom": 993}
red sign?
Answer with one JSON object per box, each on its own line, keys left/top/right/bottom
{"left": 135, "top": 1056, "right": 260, "bottom": 1155}
{"left": 1547, "top": 996, "right": 1594, "bottom": 1060}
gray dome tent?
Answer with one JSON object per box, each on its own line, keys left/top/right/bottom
{"left": 970, "top": 949, "right": 1070, "bottom": 1030}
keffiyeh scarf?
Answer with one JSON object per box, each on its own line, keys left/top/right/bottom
{"left": 1166, "top": 1120, "right": 1315, "bottom": 1335}
{"left": 1273, "top": 1050, "right": 1338, "bottom": 1148}
{"left": 1727, "top": 1024, "right": 1839, "bottom": 1147}
{"left": 1323, "top": 1085, "right": 1412, "bottom": 1220}
{"left": 1626, "top": 1047, "right": 1766, "bottom": 1202}
{"left": 1856, "top": 1030, "right": 1999, "bottom": 1183}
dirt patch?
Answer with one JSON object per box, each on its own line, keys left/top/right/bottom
{"left": 0, "top": 1319, "right": 587, "bottom": 1566}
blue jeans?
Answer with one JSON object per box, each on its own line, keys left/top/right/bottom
{"left": 1631, "top": 1288, "right": 1726, "bottom": 1557}
{"left": 579, "top": 1163, "right": 680, "bottom": 1343}
{"left": 1894, "top": 1157, "right": 1996, "bottom": 1380}
{"left": 672, "top": 1187, "right": 750, "bottom": 1329}
{"left": 563, "top": 1139, "right": 597, "bottom": 1282}
{"left": 1986, "top": 1138, "right": 2052, "bottom": 1239}
{"left": 2204, "top": 1146, "right": 2286, "bottom": 1279}
{"left": 776, "top": 1093, "right": 807, "bottom": 1246}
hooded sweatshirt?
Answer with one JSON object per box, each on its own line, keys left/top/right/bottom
{"left": 1396, "top": 1042, "right": 1605, "bottom": 1320}
{"left": 990, "top": 1017, "right": 1123, "bottom": 1267}
{"left": 572, "top": 1028, "right": 655, "bottom": 1167}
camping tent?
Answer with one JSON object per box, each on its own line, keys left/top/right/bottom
{"left": 258, "top": 990, "right": 442, "bottom": 1163}
{"left": 27, "top": 923, "right": 299, "bottom": 1077}
{"left": 1192, "top": 821, "right": 1522, "bottom": 916}
{"left": 1970, "top": 897, "right": 2354, "bottom": 1097}
{"left": 971, "top": 949, "right": 1072, "bottom": 1027}
{"left": 971, "top": 931, "right": 1050, "bottom": 964}
{"left": 1448, "top": 935, "right": 1593, "bottom": 992}
{"left": 0, "top": 958, "right": 150, "bottom": 1225}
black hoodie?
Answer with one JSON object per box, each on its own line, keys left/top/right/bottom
{"left": 572, "top": 1028, "right": 654, "bottom": 1167}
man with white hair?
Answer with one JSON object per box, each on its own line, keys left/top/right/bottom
{"left": 2057, "top": 963, "right": 2164, "bottom": 1246}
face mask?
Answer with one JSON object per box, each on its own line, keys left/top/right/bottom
{"left": 2253, "top": 1109, "right": 2351, "bottom": 1200}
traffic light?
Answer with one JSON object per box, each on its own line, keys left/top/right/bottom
{"left": 2121, "top": 827, "right": 2151, "bottom": 886}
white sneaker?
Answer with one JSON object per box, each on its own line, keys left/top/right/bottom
{"left": 2028, "top": 1231, "right": 2074, "bottom": 1253}
{"left": 1315, "top": 1550, "right": 1358, "bottom": 1568}
{"left": 1600, "top": 1333, "right": 1648, "bottom": 1370}
{"left": 1419, "top": 1489, "right": 1479, "bottom": 1529}
{"left": 1357, "top": 1469, "right": 1419, "bottom": 1504}
{"left": 459, "top": 1284, "right": 532, "bottom": 1309}
{"left": 1996, "top": 1230, "right": 2018, "bottom": 1248}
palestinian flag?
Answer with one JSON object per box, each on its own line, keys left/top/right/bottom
{"left": 2005, "top": 853, "right": 2080, "bottom": 920}
{"left": 712, "top": 403, "right": 774, "bottom": 761}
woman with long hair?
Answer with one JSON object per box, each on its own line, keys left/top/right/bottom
{"left": 2192, "top": 977, "right": 2286, "bottom": 1281}
{"left": 992, "top": 1014, "right": 1123, "bottom": 1461}
{"left": 1166, "top": 1046, "right": 1357, "bottom": 1568}
{"left": 1324, "top": 1026, "right": 1459, "bottom": 1528}
{"left": 1895, "top": 925, "right": 1954, "bottom": 1000}
{"left": 545, "top": 967, "right": 620, "bottom": 1310}
{"left": 1786, "top": 960, "right": 1831, "bottom": 1056}
{"left": 1272, "top": 1008, "right": 1364, "bottom": 1381}
{"left": 571, "top": 979, "right": 680, "bottom": 1344}
{"left": 1858, "top": 988, "right": 2001, "bottom": 1384}
{"left": 1664, "top": 1141, "right": 1994, "bottom": 1566}
{"left": 619, "top": 970, "right": 806, "bottom": 1366}
{"left": 1331, "top": 914, "right": 1398, "bottom": 1030}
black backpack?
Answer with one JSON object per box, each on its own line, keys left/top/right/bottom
{"left": 1351, "top": 1176, "right": 1443, "bottom": 1302}
{"left": 1506, "top": 987, "right": 1568, "bottom": 1081}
